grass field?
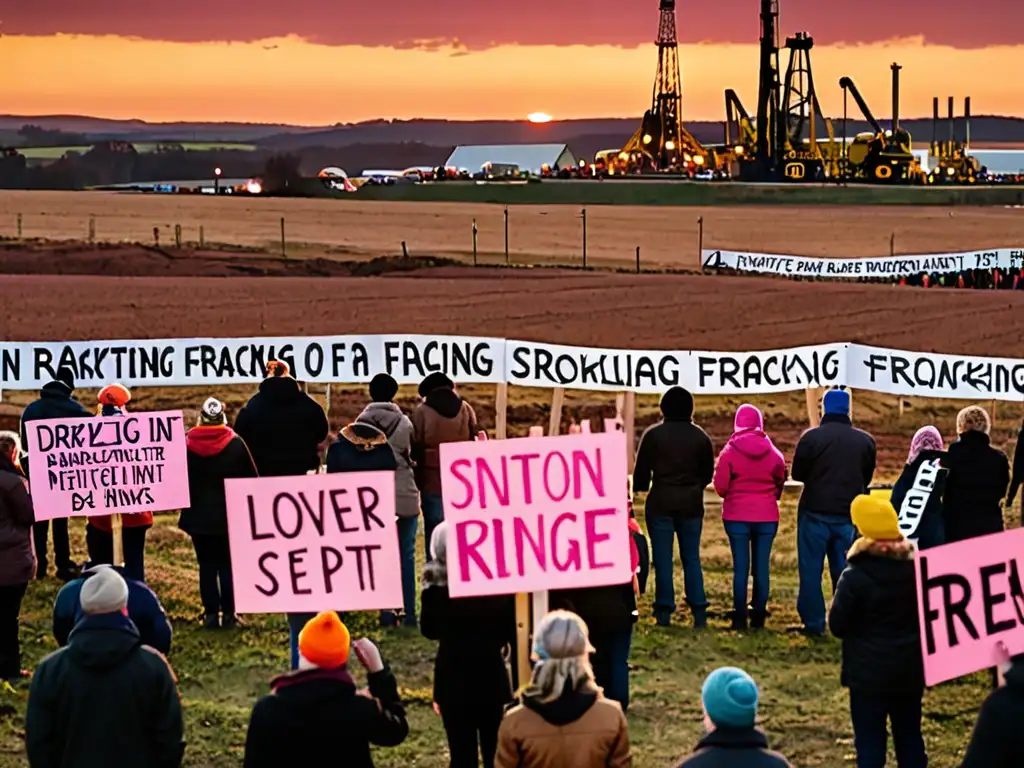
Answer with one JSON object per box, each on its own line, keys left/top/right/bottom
{"left": 17, "top": 143, "right": 258, "bottom": 160}
{"left": 0, "top": 494, "right": 998, "bottom": 768}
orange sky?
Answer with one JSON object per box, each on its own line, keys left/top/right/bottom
{"left": 4, "top": 34, "right": 1022, "bottom": 124}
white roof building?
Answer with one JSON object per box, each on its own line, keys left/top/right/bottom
{"left": 445, "top": 144, "right": 577, "bottom": 174}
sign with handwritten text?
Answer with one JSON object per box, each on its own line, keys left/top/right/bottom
{"left": 26, "top": 410, "right": 189, "bottom": 521}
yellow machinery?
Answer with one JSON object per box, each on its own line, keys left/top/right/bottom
{"left": 838, "top": 64, "right": 924, "bottom": 184}
{"left": 928, "top": 97, "right": 981, "bottom": 184}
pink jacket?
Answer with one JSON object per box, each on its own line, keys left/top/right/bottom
{"left": 713, "top": 404, "right": 787, "bottom": 523}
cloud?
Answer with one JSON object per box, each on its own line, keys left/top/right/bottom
{"left": 3, "top": 0, "right": 1021, "bottom": 50}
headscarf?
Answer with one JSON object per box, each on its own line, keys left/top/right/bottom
{"left": 907, "top": 425, "right": 944, "bottom": 464}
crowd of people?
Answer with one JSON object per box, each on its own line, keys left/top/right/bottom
{"left": 0, "top": 362, "right": 1022, "bottom": 766}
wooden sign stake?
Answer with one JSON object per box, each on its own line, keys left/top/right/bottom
{"left": 112, "top": 514, "right": 124, "bottom": 567}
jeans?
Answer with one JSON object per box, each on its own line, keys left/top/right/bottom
{"left": 191, "top": 534, "right": 234, "bottom": 618}
{"left": 396, "top": 515, "right": 418, "bottom": 623}
{"left": 441, "top": 702, "right": 505, "bottom": 768}
{"left": 648, "top": 515, "right": 707, "bottom": 624}
{"left": 849, "top": 690, "right": 928, "bottom": 768}
{"left": 86, "top": 523, "right": 150, "bottom": 583}
{"left": 591, "top": 628, "right": 633, "bottom": 712}
{"left": 0, "top": 583, "right": 28, "bottom": 679}
{"left": 422, "top": 493, "right": 444, "bottom": 560}
{"left": 724, "top": 520, "right": 778, "bottom": 616}
{"left": 33, "top": 519, "right": 73, "bottom": 575}
{"left": 289, "top": 611, "right": 344, "bottom": 670}
{"left": 797, "top": 511, "right": 855, "bottom": 634}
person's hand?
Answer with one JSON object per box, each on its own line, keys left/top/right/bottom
{"left": 352, "top": 638, "right": 384, "bottom": 673}
{"left": 995, "top": 641, "right": 1013, "bottom": 676}
{"left": 433, "top": 701, "right": 442, "bottom": 717}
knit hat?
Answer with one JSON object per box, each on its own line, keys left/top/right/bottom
{"left": 660, "top": 386, "right": 694, "bottom": 422}
{"left": 956, "top": 405, "right": 990, "bottom": 435}
{"left": 298, "top": 611, "right": 351, "bottom": 669}
{"left": 55, "top": 366, "right": 76, "bottom": 391}
{"left": 851, "top": 494, "right": 903, "bottom": 542}
{"left": 907, "top": 425, "right": 943, "bottom": 464}
{"left": 702, "top": 667, "right": 759, "bottom": 729}
{"left": 823, "top": 388, "right": 850, "bottom": 416}
{"left": 80, "top": 566, "right": 130, "bottom": 615}
{"left": 734, "top": 403, "right": 763, "bottom": 432}
{"left": 418, "top": 371, "right": 454, "bottom": 397}
{"left": 266, "top": 360, "right": 291, "bottom": 378}
{"left": 369, "top": 373, "right": 399, "bottom": 403}
{"left": 98, "top": 383, "right": 132, "bottom": 408}
{"left": 532, "top": 610, "right": 594, "bottom": 661}
{"left": 198, "top": 397, "right": 227, "bottom": 426}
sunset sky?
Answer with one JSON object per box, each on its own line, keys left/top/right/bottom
{"left": 4, "top": 1, "right": 1022, "bottom": 124}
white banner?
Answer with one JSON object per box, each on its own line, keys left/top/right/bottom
{"left": 3, "top": 336, "right": 1023, "bottom": 401}
{"left": 702, "top": 247, "right": 1024, "bottom": 279}
{"left": 0, "top": 335, "right": 506, "bottom": 390}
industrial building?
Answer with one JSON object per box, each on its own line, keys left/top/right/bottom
{"left": 445, "top": 144, "right": 577, "bottom": 175}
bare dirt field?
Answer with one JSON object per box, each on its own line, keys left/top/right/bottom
{"left": 2, "top": 190, "right": 1022, "bottom": 270}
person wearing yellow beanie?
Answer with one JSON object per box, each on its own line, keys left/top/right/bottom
{"left": 244, "top": 614, "right": 408, "bottom": 768}
{"left": 829, "top": 495, "right": 927, "bottom": 768}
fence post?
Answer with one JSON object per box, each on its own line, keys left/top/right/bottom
{"left": 636, "top": 246, "right": 641, "bottom": 274}
{"left": 890, "top": 232, "right": 896, "bottom": 257}
{"left": 16, "top": 214, "right": 22, "bottom": 239}
{"left": 280, "top": 217, "right": 286, "bottom": 258}
{"left": 581, "top": 208, "right": 588, "bottom": 269}
{"left": 174, "top": 224, "right": 182, "bottom": 249}
{"left": 88, "top": 217, "right": 96, "bottom": 244}
{"left": 504, "top": 206, "right": 509, "bottom": 266}
{"left": 402, "top": 241, "right": 409, "bottom": 258}
{"left": 472, "top": 219, "right": 478, "bottom": 266}
{"left": 153, "top": 227, "right": 160, "bottom": 247}
{"left": 697, "top": 216, "right": 704, "bottom": 271}
{"left": 199, "top": 225, "right": 205, "bottom": 249}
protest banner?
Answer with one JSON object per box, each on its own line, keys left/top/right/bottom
{"left": 25, "top": 410, "right": 189, "bottom": 521}
{"left": 225, "top": 471, "right": 402, "bottom": 613}
{"left": 916, "top": 528, "right": 1024, "bottom": 686}
{"left": 440, "top": 431, "right": 632, "bottom": 598}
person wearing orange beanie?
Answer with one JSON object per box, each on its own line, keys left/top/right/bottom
{"left": 85, "top": 383, "right": 154, "bottom": 583}
{"left": 244, "top": 612, "right": 408, "bottom": 768}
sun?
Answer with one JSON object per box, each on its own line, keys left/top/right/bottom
{"left": 527, "top": 112, "right": 553, "bottom": 124}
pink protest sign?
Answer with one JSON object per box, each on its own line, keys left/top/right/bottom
{"left": 916, "top": 527, "right": 1024, "bottom": 686}
{"left": 440, "top": 431, "right": 631, "bottom": 598}
{"left": 25, "top": 410, "right": 189, "bottom": 521}
{"left": 225, "top": 471, "right": 402, "bottom": 613}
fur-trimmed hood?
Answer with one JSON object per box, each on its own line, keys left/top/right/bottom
{"left": 847, "top": 537, "right": 916, "bottom": 561}
{"left": 339, "top": 423, "right": 389, "bottom": 451}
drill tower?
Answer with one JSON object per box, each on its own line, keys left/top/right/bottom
{"left": 621, "top": 0, "right": 707, "bottom": 172}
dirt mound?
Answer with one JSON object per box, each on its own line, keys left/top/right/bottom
{"left": 0, "top": 241, "right": 461, "bottom": 278}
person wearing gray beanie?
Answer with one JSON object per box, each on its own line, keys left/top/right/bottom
{"left": 79, "top": 566, "right": 129, "bottom": 615}
{"left": 496, "top": 610, "right": 631, "bottom": 768}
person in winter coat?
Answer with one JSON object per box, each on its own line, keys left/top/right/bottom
{"left": 85, "top": 384, "right": 154, "bottom": 583}
{"left": 20, "top": 366, "right": 90, "bottom": 581}
{"left": 26, "top": 567, "right": 185, "bottom": 768}
{"left": 234, "top": 361, "right": 329, "bottom": 478}
{"left": 713, "top": 404, "right": 787, "bottom": 630}
{"left": 960, "top": 643, "right": 1024, "bottom": 767}
{"left": 633, "top": 386, "right": 714, "bottom": 627}
{"left": 943, "top": 405, "right": 1010, "bottom": 543}
{"left": 550, "top": 508, "right": 641, "bottom": 712}
{"left": 792, "top": 388, "right": 876, "bottom": 636}
{"left": 180, "top": 398, "right": 257, "bottom": 629}
{"left": 52, "top": 563, "right": 172, "bottom": 655}
{"left": 243, "top": 612, "right": 408, "bottom": 768}
{"left": 422, "top": 522, "right": 515, "bottom": 768}
{"left": 1007, "top": 419, "right": 1023, "bottom": 520}
{"left": 357, "top": 374, "right": 421, "bottom": 627}
{"left": 829, "top": 495, "right": 927, "bottom": 768}
{"left": 889, "top": 426, "right": 947, "bottom": 550}
{"left": 496, "top": 610, "right": 631, "bottom": 768}
{"left": 0, "top": 432, "right": 35, "bottom": 680}
{"left": 672, "top": 667, "right": 792, "bottom": 767}
{"left": 411, "top": 372, "right": 477, "bottom": 559}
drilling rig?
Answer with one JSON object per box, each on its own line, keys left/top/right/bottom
{"left": 617, "top": 0, "right": 710, "bottom": 174}
{"left": 928, "top": 97, "right": 980, "bottom": 183}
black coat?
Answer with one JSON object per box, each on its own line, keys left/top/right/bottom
{"left": 673, "top": 728, "right": 793, "bottom": 767}
{"left": 25, "top": 613, "right": 184, "bottom": 768}
{"left": 828, "top": 539, "right": 924, "bottom": 694}
{"left": 179, "top": 429, "right": 257, "bottom": 537}
{"left": 243, "top": 666, "right": 408, "bottom": 768}
{"left": 19, "top": 381, "right": 93, "bottom": 476}
{"left": 943, "top": 431, "right": 1010, "bottom": 543}
{"left": 420, "top": 584, "right": 514, "bottom": 710}
{"left": 960, "top": 661, "right": 1024, "bottom": 768}
{"left": 234, "top": 377, "right": 329, "bottom": 478}
{"left": 550, "top": 583, "right": 637, "bottom": 637}
{"left": 1006, "top": 423, "right": 1023, "bottom": 515}
{"left": 792, "top": 414, "right": 876, "bottom": 518}
{"left": 889, "top": 450, "right": 947, "bottom": 550}
{"left": 633, "top": 419, "right": 715, "bottom": 518}
{"left": 326, "top": 424, "right": 398, "bottom": 475}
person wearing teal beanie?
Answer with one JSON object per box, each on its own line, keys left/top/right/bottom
{"left": 672, "top": 667, "right": 792, "bottom": 766}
